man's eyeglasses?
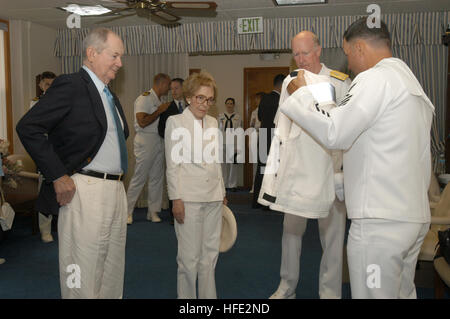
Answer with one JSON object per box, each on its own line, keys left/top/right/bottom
{"left": 194, "top": 95, "right": 215, "bottom": 106}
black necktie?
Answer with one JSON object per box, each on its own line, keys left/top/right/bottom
{"left": 178, "top": 101, "right": 183, "bottom": 113}
{"left": 224, "top": 113, "right": 235, "bottom": 129}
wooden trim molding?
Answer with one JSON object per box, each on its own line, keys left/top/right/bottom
{"left": 0, "top": 19, "right": 13, "bottom": 154}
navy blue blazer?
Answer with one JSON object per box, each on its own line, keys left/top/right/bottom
{"left": 16, "top": 68, "right": 129, "bottom": 215}
{"left": 158, "top": 100, "right": 182, "bottom": 138}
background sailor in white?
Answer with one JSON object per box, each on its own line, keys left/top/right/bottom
{"left": 265, "top": 31, "right": 350, "bottom": 299}
{"left": 281, "top": 18, "right": 433, "bottom": 299}
{"left": 218, "top": 98, "right": 242, "bottom": 191}
{"left": 126, "top": 73, "right": 171, "bottom": 224}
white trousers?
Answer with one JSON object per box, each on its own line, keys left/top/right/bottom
{"left": 277, "top": 200, "right": 347, "bottom": 298}
{"left": 347, "top": 218, "right": 429, "bottom": 299}
{"left": 126, "top": 133, "right": 164, "bottom": 215}
{"left": 221, "top": 163, "right": 238, "bottom": 188}
{"left": 174, "top": 201, "right": 222, "bottom": 299}
{"left": 58, "top": 173, "right": 127, "bottom": 299}
{"left": 39, "top": 212, "right": 52, "bottom": 236}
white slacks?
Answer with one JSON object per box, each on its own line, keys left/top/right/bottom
{"left": 58, "top": 173, "right": 127, "bottom": 299}
{"left": 126, "top": 132, "right": 164, "bottom": 215}
{"left": 39, "top": 212, "right": 52, "bottom": 235}
{"left": 347, "top": 218, "right": 429, "bottom": 299}
{"left": 174, "top": 201, "right": 223, "bottom": 299}
{"left": 221, "top": 163, "right": 238, "bottom": 188}
{"left": 277, "top": 200, "right": 347, "bottom": 298}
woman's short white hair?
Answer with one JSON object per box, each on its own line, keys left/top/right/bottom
{"left": 82, "top": 28, "right": 114, "bottom": 59}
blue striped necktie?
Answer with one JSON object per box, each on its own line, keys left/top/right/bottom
{"left": 103, "top": 86, "right": 128, "bottom": 174}
{"left": 178, "top": 101, "right": 183, "bottom": 113}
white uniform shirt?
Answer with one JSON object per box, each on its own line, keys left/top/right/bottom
{"left": 134, "top": 89, "right": 161, "bottom": 134}
{"left": 250, "top": 108, "right": 261, "bottom": 130}
{"left": 280, "top": 57, "right": 434, "bottom": 223}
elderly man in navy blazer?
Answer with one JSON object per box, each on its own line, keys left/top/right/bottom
{"left": 16, "top": 28, "right": 129, "bottom": 299}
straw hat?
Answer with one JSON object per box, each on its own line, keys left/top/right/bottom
{"left": 220, "top": 205, "right": 237, "bottom": 253}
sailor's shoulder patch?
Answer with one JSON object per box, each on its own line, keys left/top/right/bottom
{"left": 330, "top": 70, "right": 349, "bottom": 81}
{"left": 32, "top": 96, "right": 40, "bottom": 101}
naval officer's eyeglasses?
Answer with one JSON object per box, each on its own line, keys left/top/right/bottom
{"left": 194, "top": 95, "right": 215, "bottom": 106}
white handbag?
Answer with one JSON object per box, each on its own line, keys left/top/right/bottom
{"left": 0, "top": 189, "right": 15, "bottom": 231}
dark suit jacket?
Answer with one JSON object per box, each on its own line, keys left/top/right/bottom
{"left": 258, "top": 90, "right": 280, "bottom": 156}
{"left": 158, "top": 100, "right": 181, "bottom": 138}
{"left": 258, "top": 90, "right": 280, "bottom": 130}
{"left": 16, "top": 68, "right": 129, "bottom": 215}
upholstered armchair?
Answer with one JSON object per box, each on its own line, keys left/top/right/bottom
{"left": 419, "top": 183, "right": 450, "bottom": 262}
{"left": 2, "top": 154, "right": 40, "bottom": 234}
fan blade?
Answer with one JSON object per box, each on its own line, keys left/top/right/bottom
{"left": 100, "top": 0, "right": 130, "bottom": 4}
{"left": 100, "top": 6, "right": 134, "bottom": 16}
{"left": 150, "top": 9, "right": 180, "bottom": 23}
{"left": 95, "top": 12, "right": 137, "bottom": 24}
{"left": 164, "top": 1, "right": 217, "bottom": 10}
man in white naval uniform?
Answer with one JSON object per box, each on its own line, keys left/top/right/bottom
{"left": 218, "top": 98, "right": 242, "bottom": 191}
{"left": 281, "top": 18, "right": 433, "bottom": 298}
{"left": 126, "top": 73, "right": 171, "bottom": 224}
{"left": 263, "top": 31, "right": 350, "bottom": 299}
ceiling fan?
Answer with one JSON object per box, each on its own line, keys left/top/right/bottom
{"left": 95, "top": 0, "right": 218, "bottom": 24}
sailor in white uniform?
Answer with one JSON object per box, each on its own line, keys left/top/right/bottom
{"left": 280, "top": 18, "right": 433, "bottom": 299}
{"left": 261, "top": 31, "right": 350, "bottom": 299}
{"left": 217, "top": 98, "right": 242, "bottom": 191}
{"left": 126, "top": 73, "right": 171, "bottom": 224}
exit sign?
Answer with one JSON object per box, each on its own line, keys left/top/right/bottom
{"left": 237, "top": 17, "right": 263, "bottom": 34}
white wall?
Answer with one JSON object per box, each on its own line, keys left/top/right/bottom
{"left": 9, "top": 20, "right": 60, "bottom": 154}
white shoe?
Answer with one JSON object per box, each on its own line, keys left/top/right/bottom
{"left": 127, "top": 215, "right": 133, "bottom": 225}
{"left": 147, "top": 211, "right": 161, "bottom": 223}
{"left": 41, "top": 233, "right": 54, "bottom": 243}
{"left": 0, "top": 258, "right": 5, "bottom": 265}
{"left": 269, "top": 289, "right": 296, "bottom": 299}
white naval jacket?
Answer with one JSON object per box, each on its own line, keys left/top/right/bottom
{"left": 280, "top": 58, "right": 434, "bottom": 223}
{"left": 165, "top": 107, "right": 226, "bottom": 202}
{"left": 258, "top": 65, "right": 351, "bottom": 218}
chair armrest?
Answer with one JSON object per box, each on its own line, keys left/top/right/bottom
{"left": 17, "top": 171, "right": 40, "bottom": 179}
{"left": 430, "top": 216, "right": 450, "bottom": 225}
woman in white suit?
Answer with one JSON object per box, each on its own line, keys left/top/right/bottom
{"left": 165, "top": 71, "right": 227, "bottom": 299}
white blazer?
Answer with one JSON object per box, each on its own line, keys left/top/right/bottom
{"left": 165, "top": 107, "right": 226, "bottom": 202}
{"left": 258, "top": 67, "right": 351, "bottom": 218}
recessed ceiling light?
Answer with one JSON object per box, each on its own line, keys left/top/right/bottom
{"left": 274, "top": 0, "right": 327, "bottom": 5}
{"left": 59, "top": 4, "right": 112, "bottom": 16}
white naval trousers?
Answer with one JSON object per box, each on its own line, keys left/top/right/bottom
{"left": 58, "top": 173, "right": 127, "bottom": 299}
{"left": 38, "top": 213, "right": 52, "bottom": 236}
{"left": 174, "top": 201, "right": 223, "bottom": 299}
{"left": 347, "top": 218, "right": 429, "bottom": 299}
{"left": 126, "top": 132, "right": 164, "bottom": 215}
{"left": 221, "top": 163, "right": 238, "bottom": 189}
{"left": 277, "top": 200, "right": 347, "bottom": 298}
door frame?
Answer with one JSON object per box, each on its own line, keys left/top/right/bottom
{"left": 243, "top": 66, "right": 289, "bottom": 189}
